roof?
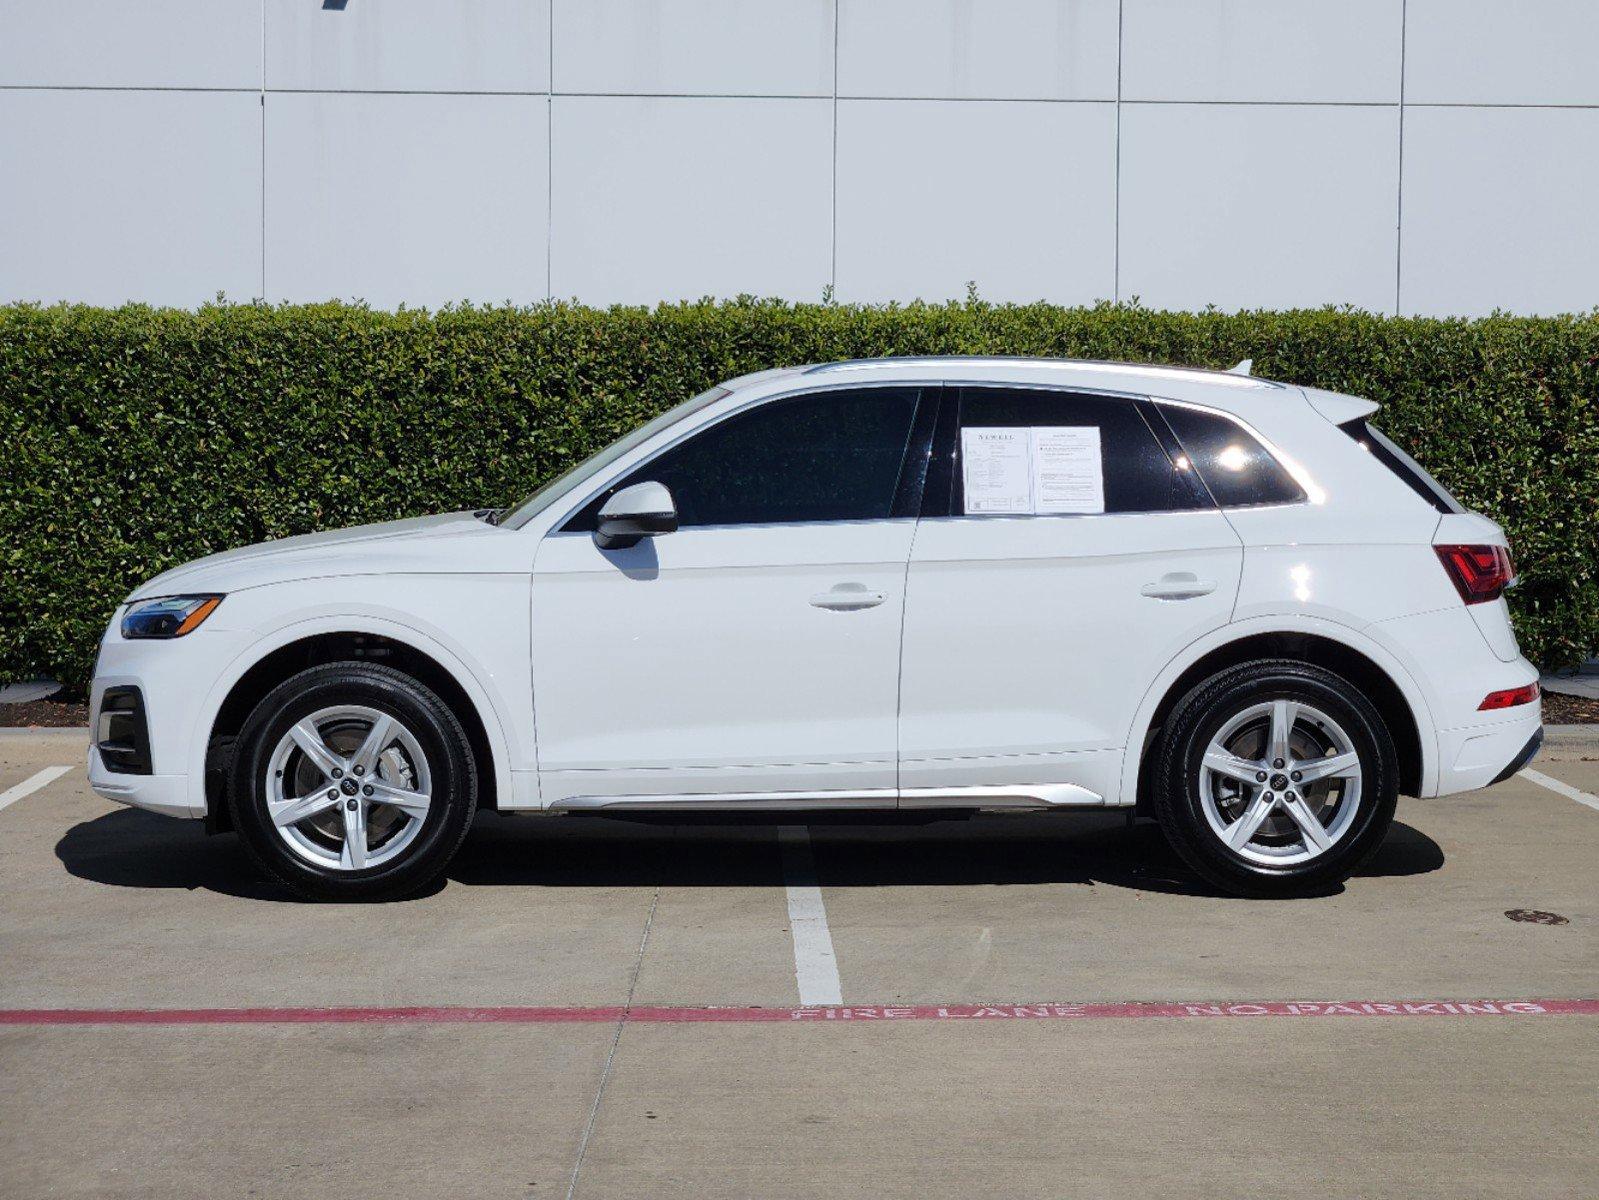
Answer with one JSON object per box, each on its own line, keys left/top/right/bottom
{"left": 799, "top": 355, "right": 1284, "bottom": 391}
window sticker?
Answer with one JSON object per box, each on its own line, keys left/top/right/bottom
{"left": 1031, "top": 426, "right": 1104, "bottom": 513}
{"left": 960, "top": 427, "right": 1032, "bottom": 513}
{"left": 960, "top": 426, "right": 1105, "bottom": 516}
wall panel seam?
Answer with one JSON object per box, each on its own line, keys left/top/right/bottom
{"left": 11, "top": 85, "right": 1590, "bottom": 111}
{"left": 830, "top": 0, "right": 839, "bottom": 294}
{"left": 1113, "top": 0, "right": 1123, "bottom": 304}
{"left": 547, "top": 0, "right": 555, "bottom": 301}
{"left": 259, "top": 0, "right": 266, "bottom": 301}
{"left": 1395, "top": 0, "right": 1408, "bottom": 316}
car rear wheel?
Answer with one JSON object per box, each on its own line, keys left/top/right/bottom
{"left": 229, "top": 662, "right": 477, "bottom": 901}
{"left": 1152, "top": 659, "right": 1398, "bottom": 897}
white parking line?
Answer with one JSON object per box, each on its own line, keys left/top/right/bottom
{"left": 779, "top": 826, "right": 844, "bottom": 1007}
{"left": 0, "top": 765, "right": 74, "bottom": 815}
{"left": 1519, "top": 768, "right": 1599, "bottom": 814}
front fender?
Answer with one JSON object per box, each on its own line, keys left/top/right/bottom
{"left": 186, "top": 601, "right": 530, "bottom": 815}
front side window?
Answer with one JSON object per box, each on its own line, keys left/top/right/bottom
{"left": 945, "top": 387, "right": 1205, "bottom": 517}
{"left": 564, "top": 387, "right": 922, "bottom": 531}
{"left": 1158, "top": 403, "right": 1306, "bottom": 508}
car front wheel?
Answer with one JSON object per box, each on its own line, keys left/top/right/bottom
{"left": 228, "top": 662, "right": 478, "bottom": 901}
{"left": 1152, "top": 659, "right": 1398, "bottom": 898}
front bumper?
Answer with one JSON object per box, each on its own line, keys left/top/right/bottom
{"left": 87, "top": 743, "right": 196, "bottom": 818}
{"left": 88, "top": 621, "right": 247, "bottom": 820}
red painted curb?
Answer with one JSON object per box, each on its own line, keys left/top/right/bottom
{"left": 2, "top": 999, "right": 1596, "bottom": 1026}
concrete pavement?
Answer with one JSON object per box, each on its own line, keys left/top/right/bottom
{"left": 1, "top": 729, "right": 1596, "bottom": 1198}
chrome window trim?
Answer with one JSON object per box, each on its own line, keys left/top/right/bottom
{"left": 540, "top": 375, "right": 1316, "bottom": 537}
{"left": 543, "top": 516, "right": 922, "bottom": 538}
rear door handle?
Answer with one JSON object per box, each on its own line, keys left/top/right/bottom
{"left": 810, "top": 582, "right": 887, "bottom": 611}
{"left": 1140, "top": 572, "right": 1217, "bottom": 601}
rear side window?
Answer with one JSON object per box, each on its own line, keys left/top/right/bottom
{"left": 1338, "top": 419, "right": 1465, "bottom": 514}
{"left": 563, "top": 387, "right": 922, "bottom": 530}
{"left": 1158, "top": 404, "right": 1306, "bottom": 508}
{"left": 948, "top": 388, "right": 1206, "bottom": 516}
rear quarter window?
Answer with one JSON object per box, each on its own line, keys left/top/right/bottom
{"left": 1157, "top": 403, "right": 1306, "bottom": 508}
{"left": 1337, "top": 419, "right": 1465, "bottom": 514}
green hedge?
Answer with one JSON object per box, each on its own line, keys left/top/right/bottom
{"left": 3, "top": 299, "right": 1597, "bottom": 688}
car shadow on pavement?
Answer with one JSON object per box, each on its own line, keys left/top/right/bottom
{"left": 55, "top": 807, "right": 1445, "bottom": 903}
{"left": 52, "top": 807, "right": 373, "bottom": 903}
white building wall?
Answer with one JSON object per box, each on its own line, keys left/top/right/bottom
{"left": 0, "top": 0, "right": 1594, "bottom": 316}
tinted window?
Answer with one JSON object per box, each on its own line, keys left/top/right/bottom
{"left": 949, "top": 388, "right": 1205, "bottom": 516}
{"left": 1338, "top": 419, "right": 1464, "bottom": 514}
{"left": 564, "top": 387, "right": 921, "bottom": 530}
{"left": 1159, "top": 404, "right": 1306, "bottom": 508}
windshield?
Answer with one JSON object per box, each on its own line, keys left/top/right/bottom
{"left": 503, "top": 386, "right": 731, "bottom": 529}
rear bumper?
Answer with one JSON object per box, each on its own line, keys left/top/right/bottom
{"left": 1433, "top": 706, "right": 1543, "bottom": 797}
{"left": 1489, "top": 725, "right": 1544, "bottom": 787}
{"left": 1369, "top": 604, "right": 1541, "bottom": 798}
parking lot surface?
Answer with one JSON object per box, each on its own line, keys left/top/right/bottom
{"left": 2, "top": 728, "right": 1596, "bottom": 1198}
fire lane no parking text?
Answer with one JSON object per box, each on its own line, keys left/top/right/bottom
{"left": 3, "top": 998, "right": 1596, "bottom": 1026}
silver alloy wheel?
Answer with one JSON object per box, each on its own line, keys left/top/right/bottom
{"left": 263, "top": 705, "right": 432, "bottom": 872}
{"left": 1197, "top": 699, "right": 1363, "bottom": 867}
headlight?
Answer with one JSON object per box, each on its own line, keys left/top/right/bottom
{"left": 120, "top": 594, "right": 225, "bottom": 639}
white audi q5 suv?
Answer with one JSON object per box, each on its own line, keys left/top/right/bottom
{"left": 89, "top": 357, "right": 1543, "bottom": 899}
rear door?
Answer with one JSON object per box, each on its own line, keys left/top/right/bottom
{"left": 898, "top": 385, "right": 1244, "bottom": 805}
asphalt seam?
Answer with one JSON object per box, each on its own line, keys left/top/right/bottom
{"left": 564, "top": 880, "right": 660, "bottom": 1200}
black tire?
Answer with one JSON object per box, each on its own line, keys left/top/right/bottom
{"left": 1152, "top": 659, "right": 1398, "bottom": 898}
{"left": 228, "top": 662, "right": 477, "bottom": 901}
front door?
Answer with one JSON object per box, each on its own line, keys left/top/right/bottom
{"left": 531, "top": 385, "right": 934, "bottom": 808}
{"left": 898, "top": 385, "right": 1244, "bottom": 806}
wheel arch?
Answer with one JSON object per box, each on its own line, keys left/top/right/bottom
{"left": 197, "top": 621, "right": 513, "bottom": 830}
{"left": 1127, "top": 621, "right": 1433, "bottom": 812}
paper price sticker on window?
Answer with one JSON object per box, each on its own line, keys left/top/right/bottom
{"left": 961, "top": 426, "right": 1105, "bottom": 515}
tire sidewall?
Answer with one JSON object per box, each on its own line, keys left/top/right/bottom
{"left": 229, "top": 664, "right": 476, "bottom": 900}
{"left": 1158, "top": 662, "right": 1398, "bottom": 894}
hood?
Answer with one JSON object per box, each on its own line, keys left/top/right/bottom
{"left": 126, "top": 511, "right": 511, "bottom": 601}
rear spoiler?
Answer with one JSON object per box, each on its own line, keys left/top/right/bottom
{"left": 1299, "top": 385, "right": 1380, "bottom": 424}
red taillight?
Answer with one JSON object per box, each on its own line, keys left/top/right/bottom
{"left": 1435, "top": 544, "right": 1515, "bottom": 605}
{"left": 1478, "top": 682, "right": 1539, "bottom": 711}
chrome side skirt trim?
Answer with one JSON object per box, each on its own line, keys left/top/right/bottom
{"left": 548, "top": 783, "right": 1110, "bottom": 812}
{"left": 899, "top": 783, "right": 1109, "bottom": 809}
{"left": 549, "top": 789, "right": 898, "bottom": 812}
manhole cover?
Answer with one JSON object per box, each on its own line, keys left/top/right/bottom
{"left": 1504, "top": 909, "right": 1569, "bottom": 925}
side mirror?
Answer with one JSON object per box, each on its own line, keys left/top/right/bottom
{"left": 595, "top": 481, "right": 678, "bottom": 550}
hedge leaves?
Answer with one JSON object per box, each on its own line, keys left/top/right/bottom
{"left": 2, "top": 299, "right": 1595, "bottom": 688}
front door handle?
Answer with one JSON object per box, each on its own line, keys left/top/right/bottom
{"left": 1140, "top": 572, "right": 1217, "bottom": 601}
{"left": 810, "top": 582, "right": 887, "bottom": 611}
